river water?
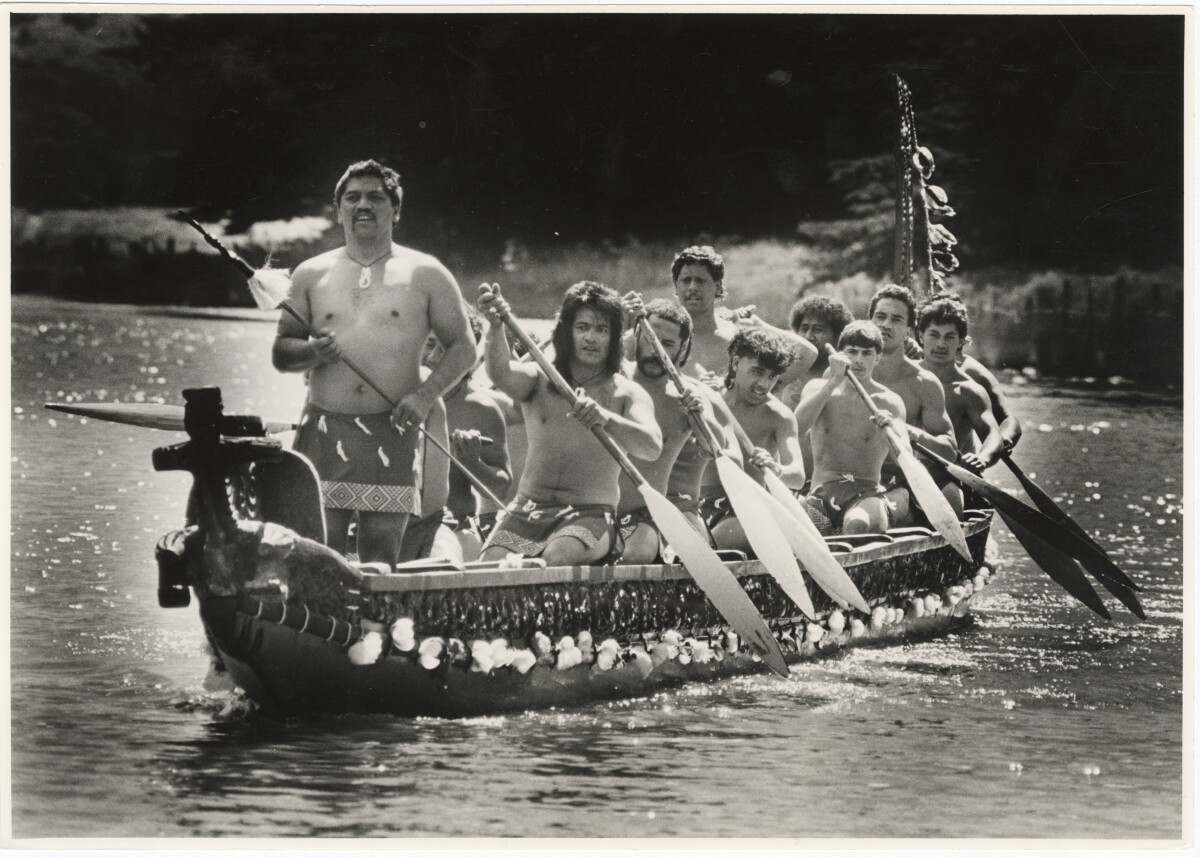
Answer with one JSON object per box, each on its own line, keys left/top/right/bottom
{"left": 8, "top": 297, "right": 1186, "bottom": 844}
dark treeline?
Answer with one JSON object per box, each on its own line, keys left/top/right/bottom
{"left": 11, "top": 12, "right": 1184, "bottom": 275}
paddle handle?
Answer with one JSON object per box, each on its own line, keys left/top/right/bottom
{"left": 496, "top": 311, "right": 649, "bottom": 490}
{"left": 824, "top": 344, "right": 906, "bottom": 457}
{"left": 635, "top": 317, "right": 725, "bottom": 455}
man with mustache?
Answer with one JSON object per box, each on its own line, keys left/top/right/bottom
{"left": 615, "top": 299, "right": 729, "bottom": 563}
{"left": 667, "top": 245, "right": 817, "bottom": 388}
{"left": 702, "top": 328, "right": 806, "bottom": 552}
{"left": 917, "top": 295, "right": 1008, "bottom": 513}
{"left": 794, "top": 321, "right": 903, "bottom": 535}
{"left": 477, "top": 281, "right": 662, "bottom": 565}
{"left": 866, "top": 284, "right": 959, "bottom": 522}
{"left": 273, "top": 159, "right": 475, "bottom": 566}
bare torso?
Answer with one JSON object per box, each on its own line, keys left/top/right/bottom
{"left": 682, "top": 318, "right": 738, "bottom": 381}
{"left": 937, "top": 368, "right": 988, "bottom": 453}
{"left": 518, "top": 374, "right": 625, "bottom": 507}
{"left": 293, "top": 244, "right": 441, "bottom": 413}
{"left": 808, "top": 381, "right": 902, "bottom": 486}
{"left": 618, "top": 370, "right": 695, "bottom": 511}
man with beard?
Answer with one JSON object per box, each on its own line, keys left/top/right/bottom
{"left": 476, "top": 281, "right": 662, "bottom": 565}
{"left": 274, "top": 159, "right": 475, "bottom": 565}
{"left": 866, "top": 284, "right": 959, "bottom": 521}
{"left": 615, "top": 299, "right": 729, "bottom": 563}
{"left": 703, "top": 329, "right": 806, "bottom": 552}
{"left": 795, "top": 321, "right": 903, "bottom": 535}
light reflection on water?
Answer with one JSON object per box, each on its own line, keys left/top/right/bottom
{"left": 9, "top": 298, "right": 1183, "bottom": 840}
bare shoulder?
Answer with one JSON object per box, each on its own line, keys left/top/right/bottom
{"left": 955, "top": 375, "right": 991, "bottom": 411}
{"left": 960, "top": 354, "right": 1001, "bottom": 390}
{"left": 613, "top": 373, "right": 653, "bottom": 408}
{"left": 916, "top": 366, "right": 948, "bottom": 400}
{"left": 463, "top": 388, "right": 506, "bottom": 422}
{"left": 766, "top": 395, "right": 795, "bottom": 424}
{"left": 404, "top": 246, "right": 457, "bottom": 288}
{"left": 876, "top": 386, "right": 907, "bottom": 420}
{"left": 292, "top": 247, "right": 341, "bottom": 284}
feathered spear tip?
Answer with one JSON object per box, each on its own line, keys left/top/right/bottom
{"left": 247, "top": 265, "right": 293, "bottom": 311}
{"left": 175, "top": 212, "right": 292, "bottom": 309}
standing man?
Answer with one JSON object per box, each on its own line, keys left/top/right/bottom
{"left": 477, "top": 281, "right": 662, "bottom": 566}
{"left": 273, "top": 159, "right": 476, "bottom": 565}
{"left": 669, "top": 245, "right": 817, "bottom": 387}
{"left": 616, "top": 299, "right": 727, "bottom": 563}
{"left": 795, "top": 322, "right": 904, "bottom": 535}
{"left": 866, "top": 284, "right": 958, "bottom": 521}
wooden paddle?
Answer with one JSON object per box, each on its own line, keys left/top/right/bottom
{"left": 179, "top": 215, "right": 507, "bottom": 510}
{"left": 486, "top": 288, "right": 789, "bottom": 677}
{"left": 706, "top": 392, "right": 872, "bottom": 614}
{"left": 910, "top": 441, "right": 1145, "bottom": 620}
{"left": 635, "top": 318, "right": 816, "bottom": 619}
{"left": 828, "top": 345, "right": 972, "bottom": 562}
{"left": 45, "top": 401, "right": 296, "bottom": 434}
{"left": 638, "top": 318, "right": 869, "bottom": 615}
{"left": 996, "top": 509, "right": 1111, "bottom": 619}
{"left": 1002, "top": 454, "right": 1143, "bottom": 593}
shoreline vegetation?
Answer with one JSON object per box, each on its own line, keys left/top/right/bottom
{"left": 12, "top": 207, "right": 1183, "bottom": 391}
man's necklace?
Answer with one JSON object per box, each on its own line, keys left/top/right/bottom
{"left": 346, "top": 248, "right": 393, "bottom": 289}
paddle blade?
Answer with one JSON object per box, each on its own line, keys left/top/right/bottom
{"left": 715, "top": 457, "right": 815, "bottom": 620}
{"left": 47, "top": 401, "right": 188, "bottom": 431}
{"left": 999, "top": 510, "right": 1111, "bottom": 620}
{"left": 247, "top": 267, "right": 292, "bottom": 310}
{"left": 1004, "top": 457, "right": 1143, "bottom": 595}
{"left": 760, "top": 472, "right": 871, "bottom": 615}
{"left": 916, "top": 444, "right": 1145, "bottom": 618}
{"left": 639, "top": 484, "right": 789, "bottom": 677}
{"left": 45, "top": 402, "right": 296, "bottom": 435}
{"left": 892, "top": 441, "right": 973, "bottom": 562}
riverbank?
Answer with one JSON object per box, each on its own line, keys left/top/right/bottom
{"left": 11, "top": 218, "right": 1183, "bottom": 389}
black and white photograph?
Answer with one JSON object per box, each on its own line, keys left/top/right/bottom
{"left": 5, "top": 5, "right": 1189, "bottom": 848}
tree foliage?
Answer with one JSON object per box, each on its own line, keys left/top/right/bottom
{"left": 11, "top": 12, "right": 1184, "bottom": 273}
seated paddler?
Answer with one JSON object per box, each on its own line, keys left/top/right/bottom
{"left": 421, "top": 302, "right": 513, "bottom": 560}
{"left": 476, "top": 280, "right": 663, "bottom": 565}
{"left": 703, "top": 328, "right": 806, "bottom": 553}
{"left": 615, "top": 297, "right": 728, "bottom": 564}
{"left": 794, "top": 321, "right": 903, "bottom": 536}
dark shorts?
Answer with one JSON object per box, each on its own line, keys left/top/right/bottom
{"left": 483, "top": 496, "right": 615, "bottom": 558}
{"left": 615, "top": 506, "right": 662, "bottom": 562}
{"left": 806, "top": 476, "right": 893, "bottom": 532}
{"left": 293, "top": 405, "right": 420, "bottom": 515}
{"left": 882, "top": 455, "right": 956, "bottom": 493}
{"left": 698, "top": 492, "right": 734, "bottom": 531}
{"left": 396, "top": 509, "right": 447, "bottom": 563}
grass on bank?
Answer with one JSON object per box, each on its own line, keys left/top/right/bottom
{"left": 12, "top": 207, "right": 1184, "bottom": 388}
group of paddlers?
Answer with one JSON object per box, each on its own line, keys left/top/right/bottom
{"left": 273, "top": 159, "right": 1022, "bottom": 569}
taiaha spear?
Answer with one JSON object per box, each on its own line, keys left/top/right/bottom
{"left": 179, "top": 214, "right": 508, "bottom": 510}
{"left": 483, "top": 285, "right": 789, "bottom": 677}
